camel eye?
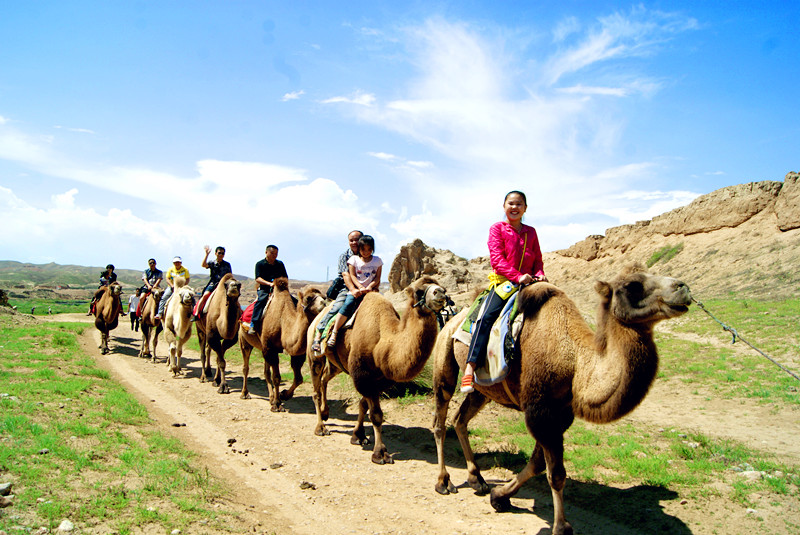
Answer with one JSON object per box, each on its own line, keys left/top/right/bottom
{"left": 623, "top": 280, "right": 645, "bottom": 302}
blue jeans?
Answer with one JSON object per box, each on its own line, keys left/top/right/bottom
{"left": 339, "top": 292, "right": 363, "bottom": 318}
{"left": 466, "top": 289, "right": 508, "bottom": 367}
{"left": 157, "top": 286, "right": 173, "bottom": 316}
{"left": 251, "top": 287, "right": 272, "bottom": 325}
{"left": 317, "top": 289, "right": 349, "bottom": 333}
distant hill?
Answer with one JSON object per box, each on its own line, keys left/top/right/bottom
{"left": 4, "top": 172, "right": 799, "bottom": 311}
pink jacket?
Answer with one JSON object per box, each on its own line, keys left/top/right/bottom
{"left": 488, "top": 221, "right": 545, "bottom": 284}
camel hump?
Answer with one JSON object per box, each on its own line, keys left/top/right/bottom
{"left": 173, "top": 275, "right": 187, "bottom": 289}
{"left": 517, "top": 282, "right": 563, "bottom": 314}
{"left": 274, "top": 277, "right": 289, "bottom": 291}
{"left": 219, "top": 273, "right": 234, "bottom": 284}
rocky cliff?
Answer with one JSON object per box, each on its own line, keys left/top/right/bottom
{"left": 387, "top": 172, "right": 800, "bottom": 312}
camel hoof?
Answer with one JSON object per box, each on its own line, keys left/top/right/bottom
{"left": 279, "top": 389, "right": 293, "bottom": 401}
{"left": 468, "top": 474, "right": 490, "bottom": 495}
{"left": 314, "top": 426, "right": 330, "bottom": 437}
{"left": 270, "top": 403, "right": 285, "bottom": 413}
{"left": 371, "top": 452, "right": 393, "bottom": 465}
{"left": 350, "top": 434, "right": 369, "bottom": 446}
{"left": 489, "top": 488, "right": 511, "bottom": 513}
{"left": 552, "top": 522, "right": 574, "bottom": 535}
{"left": 240, "top": 392, "right": 251, "bottom": 400}
{"left": 217, "top": 385, "right": 231, "bottom": 394}
{"left": 435, "top": 476, "right": 458, "bottom": 495}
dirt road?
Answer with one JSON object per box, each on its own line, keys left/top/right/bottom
{"left": 62, "top": 313, "right": 799, "bottom": 535}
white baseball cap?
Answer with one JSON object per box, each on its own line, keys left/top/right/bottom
{"left": 172, "top": 256, "right": 182, "bottom": 263}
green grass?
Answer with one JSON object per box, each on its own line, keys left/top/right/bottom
{"left": 0, "top": 316, "right": 247, "bottom": 533}
{"left": 7, "top": 297, "right": 90, "bottom": 315}
{"left": 646, "top": 242, "right": 684, "bottom": 267}
{"left": 656, "top": 298, "right": 800, "bottom": 405}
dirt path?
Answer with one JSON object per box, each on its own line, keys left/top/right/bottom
{"left": 59, "top": 313, "right": 799, "bottom": 534}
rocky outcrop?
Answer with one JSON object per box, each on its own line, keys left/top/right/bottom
{"left": 388, "top": 239, "right": 490, "bottom": 299}
{"left": 558, "top": 177, "right": 798, "bottom": 261}
{"left": 776, "top": 172, "right": 800, "bottom": 231}
{"left": 650, "top": 181, "right": 783, "bottom": 235}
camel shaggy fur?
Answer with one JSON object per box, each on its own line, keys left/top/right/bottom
{"left": 94, "top": 281, "right": 123, "bottom": 354}
{"left": 431, "top": 264, "right": 691, "bottom": 535}
{"left": 195, "top": 273, "right": 242, "bottom": 391}
{"left": 307, "top": 276, "right": 448, "bottom": 464}
{"left": 139, "top": 287, "right": 164, "bottom": 361}
{"left": 164, "top": 276, "right": 196, "bottom": 376}
{"left": 239, "top": 278, "right": 326, "bottom": 409}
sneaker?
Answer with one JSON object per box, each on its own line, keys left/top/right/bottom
{"left": 190, "top": 315, "right": 197, "bottom": 322}
{"left": 154, "top": 314, "right": 161, "bottom": 320}
{"left": 311, "top": 340, "right": 321, "bottom": 353}
{"left": 247, "top": 323, "right": 257, "bottom": 335}
{"left": 460, "top": 373, "right": 474, "bottom": 394}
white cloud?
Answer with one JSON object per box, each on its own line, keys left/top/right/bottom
{"left": 368, "top": 152, "right": 398, "bottom": 161}
{"left": 553, "top": 16, "right": 580, "bottom": 43}
{"left": 281, "top": 90, "right": 305, "bottom": 101}
{"left": 54, "top": 125, "right": 96, "bottom": 134}
{"left": 321, "top": 92, "right": 376, "bottom": 107}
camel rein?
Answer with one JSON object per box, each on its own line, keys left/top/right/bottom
{"left": 691, "top": 296, "right": 800, "bottom": 382}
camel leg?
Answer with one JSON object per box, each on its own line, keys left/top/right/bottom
{"left": 452, "top": 391, "right": 491, "bottom": 494}
{"left": 264, "top": 348, "right": 284, "bottom": 412}
{"left": 197, "top": 327, "right": 209, "bottom": 382}
{"left": 139, "top": 326, "right": 148, "bottom": 358}
{"left": 319, "top": 361, "right": 339, "bottom": 422}
{"left": 214, "top": 344, "right": 229, "bottom": 394}
{"left": 350, "top": 397, "right": 370, "bottom": 446}
{"left": 433, "top": 339, "right": 461, "bottom": 495}
{"left": 280, "top": 354, "right": 305, "bottom": 401}
{"left": 151, "top": 324, "right": 161, "bottom": 364}
{"left": 240, "top": 341, "right": 253, "bottom": 399}
{"left": 309, "top": 352, "right": 330, "bottom": 435}
{"left": 366, "top": 397, "right": 392, "bottom": 465}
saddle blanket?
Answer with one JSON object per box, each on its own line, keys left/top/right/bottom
{"left": 453, "top": 292, "right": 522, "bottom": 387}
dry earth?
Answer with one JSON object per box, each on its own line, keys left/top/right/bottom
{"left": 36, "top": 311, "right": 799, "bottom": 535}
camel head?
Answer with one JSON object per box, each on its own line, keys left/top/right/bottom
{"left": 175, "top": 285, "right": 196, "bottom": 306}
{"left": 595, "top": 263, "right": 691, "bottom": 325}
{"left": 299, "top": 286, "right": 327, "bottom": 317}
{"left": 108, "top": 282, "right": 122, "bottom": 296}
{"left": 223, "top": 277, "right": 241, "bottom": 298}
{"left": 150, "top": 287, "right": 164, "bottom": 302}
{"left": 406, "top": 276, "right": 448, "bottom": 314}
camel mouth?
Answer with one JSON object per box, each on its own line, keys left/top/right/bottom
{"left": 667, "top": 303, "right": 689, "bottom": 315}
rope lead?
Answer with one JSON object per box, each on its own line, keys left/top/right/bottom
{"left": 692, "top": 297, "right": 800, "bottom": 382}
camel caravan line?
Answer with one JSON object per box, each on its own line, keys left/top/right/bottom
{"left": 92, "top": 263, "right": 692, "bottom": 533}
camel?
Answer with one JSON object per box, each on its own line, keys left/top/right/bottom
{"left": 239, "top": 278, "right": 326, "bottom": 409}
{"left": 195, "top": 273, "right": 242, "bottom": 391}
{"left": 93, "top": 281, "right": 123, "bottom": 354}
{"left": 164, "top": 276, "right": 196, "bottom": 376}
{"left": 431, "top": 264, "right": 691, "bottom": 535}
{"left": 139, "top": 287, "right": 164, "bottom": 362}
{"left": 307, "top": 276, "right": 448, "bottom": 464}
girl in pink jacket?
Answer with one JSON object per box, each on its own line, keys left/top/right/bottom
{"left": 461, "top": 190, "right": 547, "bottom": 393}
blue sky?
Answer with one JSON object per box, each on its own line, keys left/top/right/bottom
{"left": 1, "top": 1, "right": 797, "bottom": 282}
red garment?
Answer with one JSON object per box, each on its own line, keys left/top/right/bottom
{"left": 487, "top": 221, "right": 545, "bottom": 284}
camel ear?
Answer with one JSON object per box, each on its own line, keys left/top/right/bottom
{"left": 595, "top": 280, "right": 612, "bottom": 301}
